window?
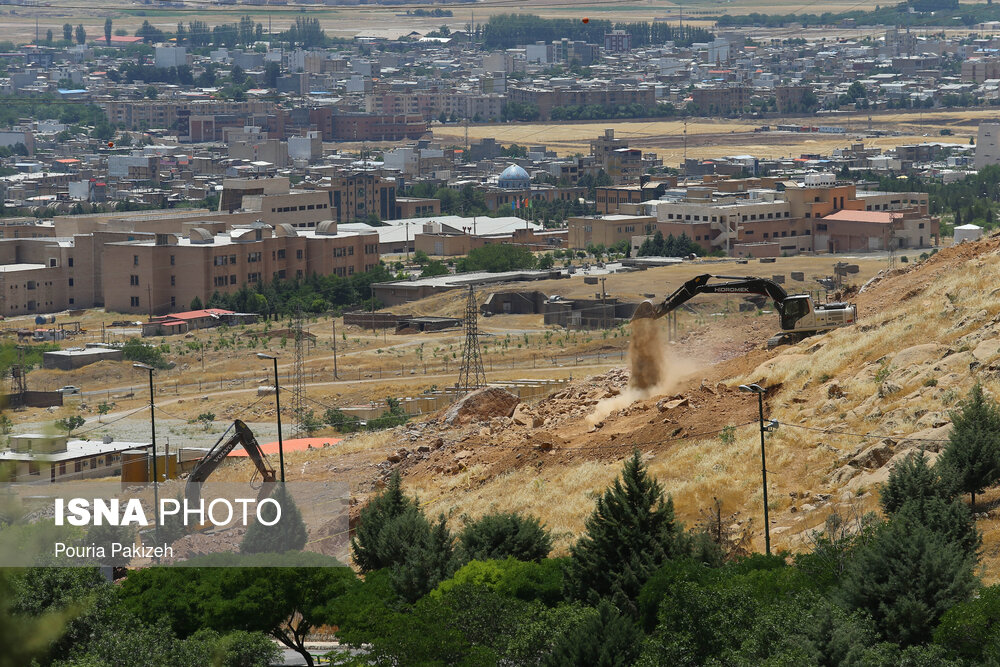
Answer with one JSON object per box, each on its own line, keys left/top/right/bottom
{"left": 49, "top": 258, "right": 56, "bottom": 267}
{"left": 296, "top": 249, "right": 303, "bottom": 259}
{"left": 68, "top": 278, "right": 74, "bottom": 287}
{"left": 248, "top": 272, "right": 261, "bottom": 283}
{"left": 69, "top": 298, "right": 74, "bottom": 305}
{"left": 170, "top": 255, "right": 175, "bottom": 265}
{"left": 230, "top": 274, "right": 236, "bottom": 284}
{"left": 170, "top": 275, "right": 175, "bottom": 286}
{"left": 130, "top": 275, "right": 139, "bottom": 286}
{"left": 134, "top": 255, "right": 139, "bottom": 265}
{"left": 170, "top": 296, "right": 176, "bottom": 308}
{"left": 296, "top": 269, "right": 303, "bottom": 278}
{"left": 130, "top": 296, "right": 140, "bottom": 307}
{"left": 919, "top": 223, "right": 925, "bottom": 229}
{"left": 805, "top": 213, "right": 811, "bottom": 218}
{"left": 348, "top": 246, "right": 354, "bottom": 255}
{"left": 68, "top": 257, "right": 73, "bottom": 267}
{"left": 229, "top": 255, "right": 236, "bottom": 265}
{"left": 816, "top": 223, "right": 827, "bottom": 230}
{"left": 763, "top": 232, "right": 769, "bottom": 238}
{"left": 277, "top": 249, "right": 286, "bottom": 259}
{"left": 26, "top": 281, "right": 35, "bottom": 290}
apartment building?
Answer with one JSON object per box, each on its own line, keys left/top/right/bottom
{"left": 568, "top": 215, "right": 658, "bottom": 249}
{"left": 104, "top": 100, "right": 276, "bottom": 132}
{"left": 317, "top": 173, "right": 398, "bottom": 222}
{"left": 508, "top": 85, "right": 656, "bottom": 121}
{"left": 103, "top": 223, "right": 380, "bottom": 315}
{"left": 690, "top": 86, "right": 752, "bottom": 115}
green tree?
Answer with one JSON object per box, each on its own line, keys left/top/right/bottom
{"left": 56, "top": 415, "right": 85, "bottom": 435}
{"left": 456, "top": 244, "right": 538, "bottom": 272}
{"left": 458, "top": 512, "right": 553, "bottom": 562}
{"left": 104, "top": 17, "right": 112, "bottom": 45}
{"left": 144, "top": 85, "right": 158, "bottom": 100}
{"left": 544, "top": 600, "right": 641, "bottom": 667}
{"left": 75, "top": 24, "right": 86, "bottom": 45}
{"left": 839, "top": 503, "right": 979, "bottom": 646}
{"left": 421, "top": 259, "right": 450, "bottom": 277}
{"left": 63, "top": 23, "right": 72, "bottom": 42}
{"left": 240, "top": 484, "right": 308, "bottom": 555}
{"left": 880, "top": 450, "right": 952, "bottom": 515}
{"left": 538, "top": 253, "right": 555, "bottom": 269}
{"left": 389, "top": 512, "right": 460, "bottom": 603}
{"left": 45, "top": 29, "right": 53, "bottom": 45}
{"left": 412, "top": 249, "right": 430, "bottom": 265}
{"left": 190, "top": 296, "right": 204, "bottom": 310}
{"left": 938, "top": 384, "right": 1000, "bottom": 510}
{"left": 934, "top": 584, "right": 1000, "bottom": 662}
{"left": 564, "top": 450, "right": 689, "bottom": 614}
{"left": 351, "top": 470, "right": 417, "bottom": 572}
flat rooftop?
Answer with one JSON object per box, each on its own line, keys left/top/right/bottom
{"left": 0, "top": 438, "right": 151, "bottom": 462}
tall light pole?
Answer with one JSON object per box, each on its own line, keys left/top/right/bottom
{"left": 257, "top": 353, "right": 285, "bottom": 483}
{"left": 739, "top": 383, "right": 770, "bottom": 556}
{"left": 133, "top": 362, "right": 159, "bottom": 547}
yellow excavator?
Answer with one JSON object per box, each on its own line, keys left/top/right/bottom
{"left": 632, "top": 273, "right": 858, "bottom": 347}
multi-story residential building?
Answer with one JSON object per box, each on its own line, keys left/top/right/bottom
{"left": 103, "top": 223, "right": 380, "bottom": 315}
{"left": 690, "top": 85, "right": 752, "bottom": 115}
{"left": 104, "top": 100, "right": 276, "bottom": 133}
{"left": 508, "top": 84, "right": 656, "bottom": 121}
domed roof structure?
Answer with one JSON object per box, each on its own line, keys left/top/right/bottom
{"left": 498, "top": 164, "right": 530, "bottom": 189}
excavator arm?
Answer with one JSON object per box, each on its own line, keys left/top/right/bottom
{"left": 632, "top": 274, "right": 789, "bottom": 321}
{"left": 185, "top": 419, "right": 277, "bottom": 506}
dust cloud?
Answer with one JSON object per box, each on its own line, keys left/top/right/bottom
{"left": 586, "top": 318, "right": 696, "bottom": 427}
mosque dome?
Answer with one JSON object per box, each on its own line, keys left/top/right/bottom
{"left": 498, "top": 164, "right": 530, "bottom": 189}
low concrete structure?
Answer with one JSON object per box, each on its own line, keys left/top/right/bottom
{"left": 43, "top": 344, "right": 123, "bottom": 370}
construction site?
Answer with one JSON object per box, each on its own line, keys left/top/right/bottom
{"left": 9, "top": 245, "right": 1000, "bottom": 574}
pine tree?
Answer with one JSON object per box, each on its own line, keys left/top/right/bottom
{"left": 390, "top": 513, "right": 460, "bottom": 603}
{"left": 458, "top": 512, "right": 552, "bottom": 562}
{"left": 880, "top": 450, "right": 951, "bottom": 515}
{"left": 351, "top": 470, "right": 417, "bottom": 573}
{"left": 839, "top": 504, "right": 978, "bottom": 646}
{"left": 564, "top": 450, "right": 687, "bottom": 614}
{"left": 544, "top": 600, "right": 641, "bottom": 667}
{"left": 240, "top": 484, "right": 307, "bottom": 555}
{"left": 937, "top": 384, "right": 1000, "bottom": 510}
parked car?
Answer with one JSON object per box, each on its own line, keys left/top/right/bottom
{"left": 58, "top": 386, "right": 81, "bottom": 395}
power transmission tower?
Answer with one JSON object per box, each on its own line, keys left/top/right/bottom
{"left": 292, "top": 307, "right": 306, "bottom": 435}
{"left": 458, "top": 286, "right": 486, "bottom": 393}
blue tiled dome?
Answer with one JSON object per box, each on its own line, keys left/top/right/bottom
{"left": 498, "top": 164, "right": 530, "bottom": 189}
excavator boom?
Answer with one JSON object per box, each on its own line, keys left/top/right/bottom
{"left": 632, "top": 274, "right": 788, "bottom": 321}
{"left": 185, "top": 419, "right": 277, "bottom": 506}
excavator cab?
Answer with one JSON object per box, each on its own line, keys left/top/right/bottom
{"left": 779, "top": 295, "right": 812, "bottom": 331}
{"left": 185, "top": 420, "right": 277, "bottom": 508}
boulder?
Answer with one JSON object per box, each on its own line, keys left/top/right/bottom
{"left": 442, "top": 387, "right": 520, "bottom": 426}
{"left": 849, "top": 441, "right": 894, "bottom": 469}
{"left": 973, "top": 338, "right": 1000, "bottom": 362}
{"left": 892, "top": 343, "right": 948, "bottom": 369}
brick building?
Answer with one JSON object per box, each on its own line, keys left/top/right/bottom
{"left": 508, "top": 85, "right": 656, "bottom": 121}
{"left": 103, "top": 223, "right": 380, "bottom": 315}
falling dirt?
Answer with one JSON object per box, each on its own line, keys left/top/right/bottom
{"left": 586, "top": 318, "right": 697, "bottom": 427}
{"left": 628, "top": 317, "right": 666, "bottom": 390}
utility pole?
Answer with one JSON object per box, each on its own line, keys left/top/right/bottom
{"left": 330, "top": 312, "right": 339, "bottom": 379}
{"left": 147, "top": 284, "right": 153, "bottom": 319}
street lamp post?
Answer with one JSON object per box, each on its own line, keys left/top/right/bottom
{"left": 739, "top": 383, "right": 770, "bottom": 556}
{"left": 257, "top": 353, "right": 285, "bottom": 483}
{"left": 133, "top": 362, "right": 159, "bottom": 546}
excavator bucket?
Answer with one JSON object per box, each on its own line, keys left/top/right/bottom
{"left": 631, "top": 300, "right": 657, "bottom": 321}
